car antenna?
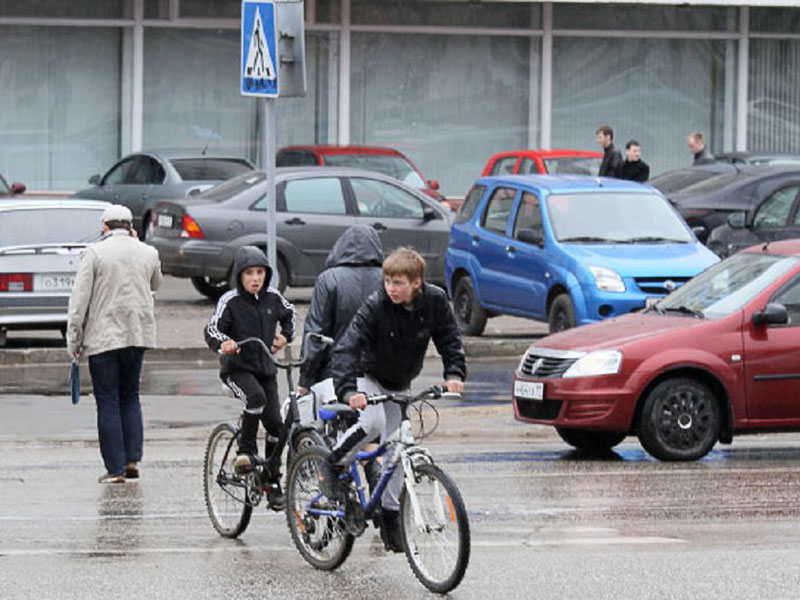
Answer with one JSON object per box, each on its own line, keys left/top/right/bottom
{"left": 200, "top": 142, "right": 209, "bottom": 156}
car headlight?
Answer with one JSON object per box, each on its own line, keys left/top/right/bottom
{"left": 589, "top": 266, "right": 625, "bottom": 293}
{"left": 563, "top": 350, "right": 622, "bottom": 378}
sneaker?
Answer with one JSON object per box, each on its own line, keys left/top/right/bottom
{"left": 379, "top": 509, "right": 405, "bottom": 553}
{"left": 124, "top": 463, "right": 139, "bottom": 479}
{"left": 233, "top": 453, "right": 254, "bottom": 475}
{"left": 318, "top": 457, "right": 347, "bottom": 501}
{"left": 266, "top": 479, "right": 285, "bottom": 511}
{"left": 98, "top": 473, "right": 125, "bottom": 484}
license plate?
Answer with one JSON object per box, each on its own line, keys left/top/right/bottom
{"left": 645, "top": 297, "right": 660, "bottom": 308}
{"left": 514, "top": 380, "right": 544, "bottom": 401}
{"left": 157, "top": 214, "right": 174, "bottom": 228}
{"left": 34, "top": 274, "right": 75, "bottom": 292}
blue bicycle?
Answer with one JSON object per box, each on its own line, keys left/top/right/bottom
{"left": 284, "top": 385, "right": 471, "bottom": 594}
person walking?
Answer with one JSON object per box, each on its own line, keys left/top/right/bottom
{"left": 617, "top": 140, "right": 650, "bottom": 182}
{"left": 67, "top": 205, "right": 162, "bottom": 484}
{"left": 688, "top": 132, "right": 715, "bottom": 166}
{"left": 596, "top": 124, "right": 622, "bottom": 177}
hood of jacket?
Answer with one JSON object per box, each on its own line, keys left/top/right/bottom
{"left": 230, "top": 245, "right": 273, "bottom": 293}
{"left": 325, "top": 225, "right": 384, "bottom": 269}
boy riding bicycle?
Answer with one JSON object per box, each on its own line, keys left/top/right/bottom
{"left": 322, "top": 247, "right": 466, "bottom": 552}
{"left": 204, "top": 246, "right": 295, "bottom": 504}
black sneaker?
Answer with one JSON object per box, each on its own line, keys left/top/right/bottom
{"left": 379, "top": 509, "right": 405, "bottom": 553}
{"left": 266, "top": 479, "right": 285, "bottom": 511}
{"left": 318, "top": 457, "right": 347, "bottom": 501}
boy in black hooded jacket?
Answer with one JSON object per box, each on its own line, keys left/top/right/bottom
{"left": 204, "top": 246, "right": 295, "bottom": 503}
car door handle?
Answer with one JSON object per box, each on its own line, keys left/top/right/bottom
{"left": 505, "top": 245, "right": 516, "bottom": 255}
{"left": 371, "top": 222, "right": 388, "bottom": 231}
{"left": 284, "top": 217, "right": 306, "bottom": 225}
{"left": 471, "top": 235, "right": 480, "bottom": 246}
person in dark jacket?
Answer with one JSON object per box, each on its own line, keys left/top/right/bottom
{"left": 596, "top": 124, "right": 622, "bottom": 177}
{"left": 204, "top": 246, "right": 295, "bottom": 506}
{"left": 688, "top": 132, "right": 715, "bottom": 166}
{"left": 297, "top": 225, "right": 384, "bottom": 397}
{"left": 618, "top": 140, "right": 650, "bottom": 182}
{"left": 321, "top": 248, "right": 466, "bottom": 552}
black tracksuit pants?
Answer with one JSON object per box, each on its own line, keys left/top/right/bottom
{"left": 224, "top": 371, "right": 282, "bottom": 460}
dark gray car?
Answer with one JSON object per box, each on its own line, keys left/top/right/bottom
{"left": 148, "top": 167, "right": 453, "bottom": 299}
{"left": 73, "top": 151, "right": 254, "bottom": 239}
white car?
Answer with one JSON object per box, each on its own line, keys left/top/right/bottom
{"left": 0, "top": 198, "right": 110, "bottom": 346}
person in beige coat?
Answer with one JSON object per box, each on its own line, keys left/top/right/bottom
{"left": 67, "top": 204, "right": 162, "bottom": 483}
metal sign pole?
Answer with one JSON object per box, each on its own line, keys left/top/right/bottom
{"left": 262, "top": 97, "right": 277, "bottom": 288}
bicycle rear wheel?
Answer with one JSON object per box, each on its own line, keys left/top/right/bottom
{"left": 400, "top": 463, "right": 471, "bottom": 594}
{"left": 204, "top": 423, "right": 253, "bottom": 538}
{"left": 285, "top": 446, "right": 354, "bottom": 570}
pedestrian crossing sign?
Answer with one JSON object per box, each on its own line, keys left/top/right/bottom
{"left": 241, "top": 0, "right": 279, "bottom": 97}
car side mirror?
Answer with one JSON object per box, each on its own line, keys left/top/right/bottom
{"left": 752, "top": 302, "right": 788, "bottom": 326}
{"left": 10, "top": 182, "right": 26, "bottom": 194}
{"left": 727, "top": 211, "right": 746, "bottom": 229}
{"left": 88, "top": 174, "right": 101, "bottom": 185}
{"left": 517, "top": 227, "right": 544, "bottom": 247}
{"left": 428, "top": 179, "right": 440, "bottom": 191}
{"left": 422, "top": 206, "right": 437, "bottom": 221}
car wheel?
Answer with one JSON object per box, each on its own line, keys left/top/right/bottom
{"left": 452, "top": 276, "right": 487, "bottom": 336}
{"left": 548, "top": 294, "right": 576, "bottom": 333}
{"left": 637, "top": 377, "right": 720, "bottom": 461}
{"left": 555, "top": 427, "right": 626, "bottom": 453}
{"left": 191, "top": 276, "right": 230, "bottom": 301}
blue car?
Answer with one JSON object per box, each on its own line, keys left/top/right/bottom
{"left": 445, "top": 175, "right": 720, "bottom": 335}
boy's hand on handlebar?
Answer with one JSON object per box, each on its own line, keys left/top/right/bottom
{"left": 220, "top": 340, "right": 239, "bottom": 355}
{"left": 348, "top": 393, "right": 367, "bottom": 410}
{"left": 444, "top": 380, "right": 464, "bottom": 394}
{"left": 270, "top": 333, "right": 286, "bottom": 354}
{"left": 297, "top": 385, "right": 309, "bottom": 396}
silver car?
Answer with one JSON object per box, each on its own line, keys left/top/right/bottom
{"left": 0, "top": 198, "right": 110, "bottom": 346}
{"left": 74, "top": 151, "right": 254, "bottom": 239}
{"left": 148, "top": 167, "right": 453, "bottom": 299}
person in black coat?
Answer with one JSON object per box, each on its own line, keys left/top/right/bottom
{"left": 596, "top": 124, "right": 622, "bottom": 177}
{"left": 688, "top": 132, "right": 715, "bottom": 166}
{"left": 618, "top": 140, "right": 650, "bottom": 183}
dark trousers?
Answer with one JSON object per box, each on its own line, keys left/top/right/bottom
{"left": 224, "top": 371, "right": 282, "bottom": 458}
{"left": 88, "top": 347, "right": 145, "bottom": 476}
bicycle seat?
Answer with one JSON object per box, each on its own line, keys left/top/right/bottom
{"left": 318, "top": 404, "right": 358, "bottom": 421}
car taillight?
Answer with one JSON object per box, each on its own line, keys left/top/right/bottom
{"left": 180, "top": 214, "right": 205, "bottom": 239}
{"left": 0, "top": 273, "right": 33, "bottom": 292}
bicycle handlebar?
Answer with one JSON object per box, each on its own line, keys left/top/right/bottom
{"left": 364, "top": 385, "right": 461, "bottom": 405}
{"left": 219, "top": 331, "right": 334, "bottom": 369}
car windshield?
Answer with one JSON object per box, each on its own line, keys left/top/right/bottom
{"left": 649, "top": 169, "right": 724, "bottom": 195}
{"left": 170, "top": 158, "right": 253, "bottom": 181}
{"left": 656, "top": 252, "right": 799, "bottom": 320}
{"left": 200, "top": 171, "right": 265, "bottom": 202}
{"left": 542, "top": 157, "right": 601, "bottom": 176}
{"left": 546, "top": 192, "right": 693, "bottom": 243}
{"left": 0, "top": 207, "right": 105, "bottom": 246}
{"left": 322, "top": 154, "right": 426, "bottom": 188}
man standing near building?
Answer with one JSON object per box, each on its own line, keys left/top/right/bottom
{"left": 67, "top": 205, "right": 162, "bottom": 484}
{"left": 595, "top": 125, "right": 622, "bottom": 177}
{"left": 618, "top": 140, "right": 650, "bottom": 182}
{"left": 688, "top": 132, "right": 715, "bottom": 166}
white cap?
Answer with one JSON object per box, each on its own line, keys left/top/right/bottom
{"left": 102, "top": 204, "right": 133, "bottom": 223}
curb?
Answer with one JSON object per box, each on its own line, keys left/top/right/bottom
{"left": 0, "top": 337, "right": 537, "bottom": 367}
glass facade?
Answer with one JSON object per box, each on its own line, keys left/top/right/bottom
{"left": 0, "top": 2, "right": 798, "bottom": 196}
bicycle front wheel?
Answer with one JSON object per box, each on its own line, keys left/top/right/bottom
{"left": 204, "top": 423, "right": 252, "bottom": 538}
{"left": 285, "top": 446, "right": 354, "bottom": 571}
{"left": 400, "top": 463, "right": 471, "bottom": 594}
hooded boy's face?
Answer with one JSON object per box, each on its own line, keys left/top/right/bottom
{"left": 240, "top": 266, "right": 266, "bottom": 295}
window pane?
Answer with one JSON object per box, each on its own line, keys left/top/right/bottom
{"left": 749, "top": 40, "right": 800, "bottom": 154}
{"left": 180, "top": 0, "right": 240, "bottom": 19}
{"left": 351, "top": 33, "right": 537, "bottom": 198}
{"left": 554, "top": 3, "right": 735, "bottom": 31}
{"left": 0, "top": 26, "right": 121, "bottom": 190}
{"left": 352, "top": 0, "right": 540, "bottom": 28}
{"left": 552, "top": 37, "right": 733, "bottom": 176}
{"left": 0, "top": 207, "right": 104, "bottom": 246}
{"left": 284, "top": 177, "right": 346, "bottom": 214}
{"left": 143, "top": 28, "right": 257, "bottom": 162}
{"left": 514, "top": 192, "right": 542, "bottom": 238}
{"left": 491, "top": 157, "right": 518, "bottom": 176}
{"left": 751, "top": 7, "right": 800, "bottom": 33}
{"left": 772, "top": 278, "right": 800, "bottom": 326}
{"left": 754, "top": 187, "right": 800, "bottom": 228}
{"left": 482, "top": 188, "right": 516, "bottom": 235}
{"left": 455, "top": 185, "right": 486, "bottom": 223}
{"left": 171, "top": 158, "right": 253, "bottom": 181}
{"left": 0, "top": 1, "right": 131, "bottom": 18}
{"left": 351, "top": 178, "right": 424, "bottom": 218}
{"left": 315, "top": 0, "right": 342, "bottom": 24}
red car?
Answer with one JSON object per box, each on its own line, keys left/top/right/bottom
{"left": 481, "top": 149, "right": 603, "bottom": 178}
{"left": 512, "top": 240, "right": 800, "bottom": 461}
{"left": 276, "top": 145, "right": 444, "bottom": 203}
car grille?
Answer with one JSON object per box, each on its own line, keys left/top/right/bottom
{"left": 516, "top": 398, "right": 562, "bottom": 420}
{"left": 634, "top": 276, "right": 690, "bottom": 294}
{"left": 520, "top": 353, "right": 579, "bottom": 379}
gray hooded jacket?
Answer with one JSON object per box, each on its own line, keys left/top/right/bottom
{"left": 298, "top": 225, "right": 384, "bottom": 388}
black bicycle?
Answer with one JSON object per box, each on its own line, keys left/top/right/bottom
{"left": 285, "top": 385, "right": 471, "bottom": 594}
{"left": 203, "top": 331, "right": 333, "bottom": 538}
